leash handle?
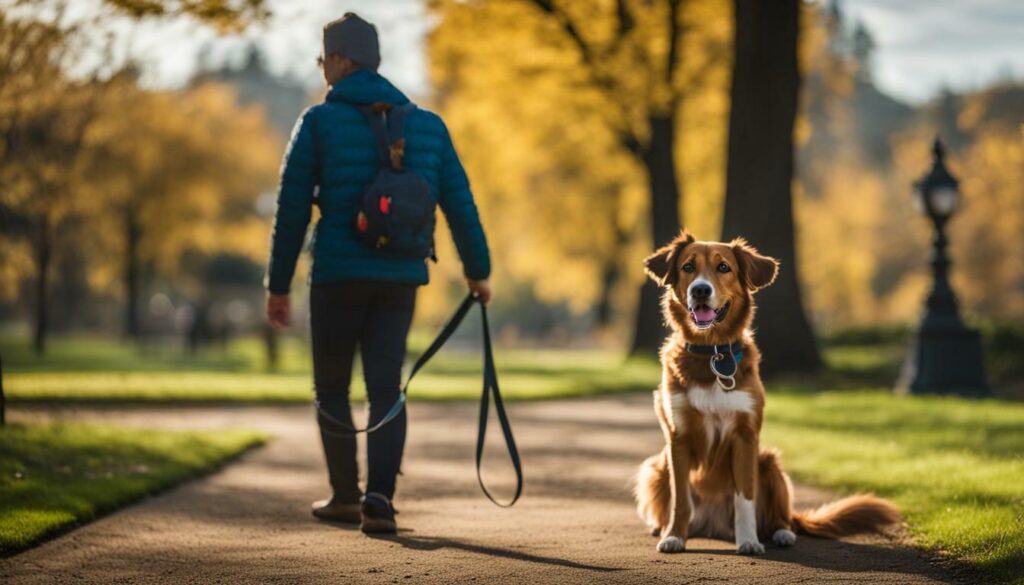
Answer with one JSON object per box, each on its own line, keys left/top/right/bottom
{"left": 475, "top": 297, "right": 523, "bottom": 507}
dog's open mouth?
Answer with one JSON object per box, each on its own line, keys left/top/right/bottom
{"left": 689, "top": 302, "right": 730, "bottom": 329}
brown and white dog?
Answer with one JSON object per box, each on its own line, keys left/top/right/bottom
{"left": 634, "top": 230, "right": 901, "bottom": 554}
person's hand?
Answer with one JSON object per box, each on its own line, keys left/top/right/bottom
{"left": 467, "top": 278, "right": 491, "bottom": 304}
{"left": 267, "top": 293, "right": 290, "bottom": 329}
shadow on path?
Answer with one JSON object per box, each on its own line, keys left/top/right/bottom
{"left": 683, "top": 535, "right": 962, "bottom": 583}
{"left": 368, "top": 533, "right": 624, "bottom": 573}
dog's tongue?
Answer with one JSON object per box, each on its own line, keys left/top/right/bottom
{"left": 692, "top": 306, "right": 716, "bottom": 323}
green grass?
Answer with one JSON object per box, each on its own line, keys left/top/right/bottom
{"left": 3, "top": 357, "right": 661, "bottom": 402}
{"left": 0, "top": 335, "right": 312, "bottom": 374}
{"left": 2, "top": 334, "right": 662, "bottom": 402}
{"left": 762, "top": 390, "right": 1024, "bottom": 584}
{"left": 0, "top": 422, "right": 265, "bottom": 555}
{"left": 4, "top": 329, "right": 1018, "bottom": 401}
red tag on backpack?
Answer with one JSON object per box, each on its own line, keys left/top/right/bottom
{"left": 379, "top": 196, "right": 391, "bottom": 215}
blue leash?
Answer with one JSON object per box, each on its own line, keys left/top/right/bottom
{"left": 316, "top": 293, "right": 523, "bottom": 507}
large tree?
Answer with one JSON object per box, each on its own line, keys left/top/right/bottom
{"left": 720, "top": 0, "right": 822, "bottom": 374}
{"left": 525, "top": 0, "right": 689, "bottom": 354}
{"left": 429, "top": 0, "right": 727, "bottom": 351}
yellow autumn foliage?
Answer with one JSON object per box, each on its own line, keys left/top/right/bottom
{"left": 77, "top": 76, "right": 282, "bottom": 298}
{"left": 423, "top": 0, "right": 732, "bottom": 327}
{"left": 426, "top": 0, "right": 1023, "bottom": 331}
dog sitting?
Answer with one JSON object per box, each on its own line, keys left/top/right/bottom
{"left": 633, "top": 230, "right": 901, "bottom": 554}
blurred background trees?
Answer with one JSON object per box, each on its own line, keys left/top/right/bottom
{"left": 0, "top": 7, "right": 105, "bottom": 354}
{"left": 78, "top": 75, "right": 280, "bottom": 341}
{"left": 0, "top": 0, "right": 1021, "bottom": 373}
{"left": 0, "top": 0, "right": 280, "bottom": 355}
{"left": 100, "top": 0, "right": 268, "bottom": 31}
{"left": 426, "top": 0, "right": 1023, "bottom": 367}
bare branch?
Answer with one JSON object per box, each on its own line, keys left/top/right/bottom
{"left": 616, "top": 0, "right": 634, "bottom": 36}
{"left": 528, "top": 0, "right": 597, "bottom": 67}
{"left": 666, "top": 0, "right": 683, "bottom": 86}
{"left": 618, "top": 129, "right": 643, "bottom": 159}
{"left": 607, "top": 0, "right": 634, "bottom": 55}
{"left": 103, "top": 0, "right": 269, "bottom": 32}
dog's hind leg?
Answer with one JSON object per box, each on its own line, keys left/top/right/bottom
{"left": 634, "top": 447, "right": 670, "bottom": 536}
{"left": 757, "top": 448, "right": 796, "bottom": 547}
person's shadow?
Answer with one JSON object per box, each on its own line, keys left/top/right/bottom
{"left": 365, "top": 532, "right": 623, "bottom": 573}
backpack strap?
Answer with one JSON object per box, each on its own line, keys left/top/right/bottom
{"left": 357, "top": 103, "right": 416, "bottom": 171}
{"left": 357, "top": 104, "right": 391, "bottom": 168}
{"left": 385, "top": 104, "right": 414, "bottom": 170}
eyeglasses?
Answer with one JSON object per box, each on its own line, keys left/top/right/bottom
{"left": 316, "top": 55, "right": 324, "bottom": 68}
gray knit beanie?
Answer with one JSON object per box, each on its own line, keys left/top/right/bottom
{"left": 323, "top": 12, "right": 380, "bottom": 70}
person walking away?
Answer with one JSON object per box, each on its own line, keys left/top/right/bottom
{"left": 264, "top": 13, "right": 492, "bottom": 534}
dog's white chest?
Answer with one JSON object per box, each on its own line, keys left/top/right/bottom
{"left": 684, "top": 384, "right": 754, "bottom": 446}
{"left": 686, "top": 384, "right": 755, "bottom": 416}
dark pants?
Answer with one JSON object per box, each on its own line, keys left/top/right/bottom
{"left": 309, "top": 280, "right": 417, "bottom": 502}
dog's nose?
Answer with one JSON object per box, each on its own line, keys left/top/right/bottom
{"left": 690, "top": 282, "right": 712, "bottom": 301}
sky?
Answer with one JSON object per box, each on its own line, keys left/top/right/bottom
{"left": 841, "top": 0, "right": 1024, "bottom": 102}
{"left": 64, "top": 0, "right": 1024, "bottom": 105}
{"left": 76, "top": 0, "right": 432, "bottom": 99}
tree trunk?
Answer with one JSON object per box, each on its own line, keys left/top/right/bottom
{"left": 124, "top": 207, "right": 142, "bottom": 340}
{"left": 33, "top": 216, "right": 52, "bottom": 356}
{"left": 594, "top": 224, "right": 628, "bottom": 328}
{"left": 721, "top": 0, "right": 822, "bottom": 375}
{"left": 630, "top": 112, "right": 682, "bottom": 355}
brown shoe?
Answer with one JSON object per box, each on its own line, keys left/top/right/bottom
{"left": 312, "top": 497, "right": 361, "bottom": 523}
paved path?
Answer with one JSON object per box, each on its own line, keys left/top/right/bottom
{"left": 2, "top": 395, "right": 962, "bottom": 584}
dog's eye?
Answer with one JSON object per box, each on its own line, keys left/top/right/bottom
{"left": 682, "top": 263, "right": 695, "bottom": 273}
{"left": 717, "top": 262, "right": 731, "bottom": 273}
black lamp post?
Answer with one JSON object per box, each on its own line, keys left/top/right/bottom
{"left": 898, "top": 137, "right": 990, "bottom": 397}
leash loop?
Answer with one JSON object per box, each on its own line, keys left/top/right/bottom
{"left": 316, "top": 292, "right": 523, "bottom": 507}
{"left": 475, "top": 295, "right": 524, "bottom": 507}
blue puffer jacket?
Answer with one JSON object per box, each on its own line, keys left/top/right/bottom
{"left": 264, "top": 69, "right": 490, "bottom": 294}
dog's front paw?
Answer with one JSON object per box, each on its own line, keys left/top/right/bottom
{"left": 772, "top": 529, "right": 796, "bottom": 547}
{"left": 657, "top": 535, "right": 686, "bottom": 553}
{"left": 736, "top": 540, "right": 765, "bottom": 555}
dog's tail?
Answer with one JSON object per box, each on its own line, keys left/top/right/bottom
{"left": 633, "top": 447, "right": 671, "bottom": 533}
{"left": 792, "top": 494, "right": 901, "bottom": 538}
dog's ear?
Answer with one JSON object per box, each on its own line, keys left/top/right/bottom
{"left": 644, "top": 230, "right": 695, "bottom": 287}
{"left": 731, "top": 238, "right": 779, "bottom": 291}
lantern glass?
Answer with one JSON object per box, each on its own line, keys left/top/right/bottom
{"left": 929, "top": 186, "right": 959, "bottom": 218}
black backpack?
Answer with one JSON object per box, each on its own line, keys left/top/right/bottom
{"left": 354, "top": 103, "right": 436, "bottom": 260}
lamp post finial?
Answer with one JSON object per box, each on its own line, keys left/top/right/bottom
{"left": 932, "top": 135, "right": 945, "bottom": 162}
